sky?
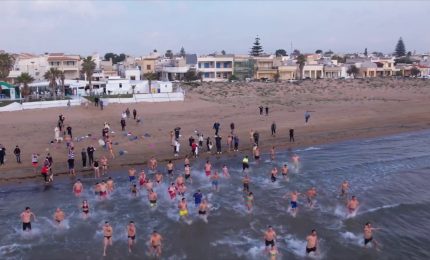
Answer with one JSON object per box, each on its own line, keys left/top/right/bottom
{"left": 1, "top": 0, "right": 429, "bottom": 56}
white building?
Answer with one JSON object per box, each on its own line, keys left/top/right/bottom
{"left": 197, "top": 55, "right": 234, "bottom": 82}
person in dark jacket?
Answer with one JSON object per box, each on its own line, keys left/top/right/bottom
{"left": 14, "top": 145, "right": 21, "bottom": 163}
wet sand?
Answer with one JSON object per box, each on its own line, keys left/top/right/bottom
{"left": 0, "top": 78, "right": 430, "bottom": 184}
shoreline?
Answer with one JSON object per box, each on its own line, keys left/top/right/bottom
{"left": 1, "top": 125, "right": 429, "bottom": 186}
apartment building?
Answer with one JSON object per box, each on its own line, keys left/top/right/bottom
{"left": 233, "top": 55, "right": 255, "bottom": 81}
{"left": 197, "top": 55, "right": 234, "bottom": 82}
{"left": 254, "top": 56, "right": 282, "bottom": 80}
{"left": 47, "top": 53, "right": 81, "bottom": 79}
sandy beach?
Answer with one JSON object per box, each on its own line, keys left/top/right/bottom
{"left": 1, "top": 78, "right": 430, "bottom": 184}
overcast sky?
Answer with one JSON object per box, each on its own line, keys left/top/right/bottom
{"left": 1, "top": 0, "right": 429, "bottom": 56}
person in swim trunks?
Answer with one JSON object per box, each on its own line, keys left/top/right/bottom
{"left": 184, "top": 165, "right": 192, "bottom": 183}
{"left": 82, "top": 200, "right": 90, "bottom": 219}
{"left": 138, "top": 170, "right": 146, "bottom": 187}
{"left": 264, "top": 226, "right": 277, "bottom": 252}
{"left": 131, "top": 184, "right": 138, "bottom": 197}
{"left": 306, "top": 229, "right": 318, "bottom": 255}
{"left": 284, "top": 191, "right": 300, "bottom": 214}
{"left": 148, "top": 189, "right": 157, "bottom": 207}
{"left": 306, "top": 187, "right": 317, "bottom": 208}
{"left": 253, "top": 145, "right": 260, "bottom": 161}
{"left": 20, "top": 207, "right": 36, "bottom": 231}
{"left": 168, "top": 183, "right": 176, "bottom": 200}
{"left": 270, "top": 167, "right": 278, "bottom": 182}
{"left": 178, "top": 198, "right": 188, "bottom": 218}
{"left": 128, "top": 167, "right": 136, "bottom": 182}
{"left": 198, "top": 199, "right": 208, "bottom": 216}
{"left": 246, "top": 192, "right": 254, "bottom": 212}
{"left": 103, "top": 221, "right": 113, "bottom": 256}
{"left": 53, "top": 208, "right": 65, "bottom": 225}
{"left": 204, "top": 160, "right": 212, "bottom": 177}
{"left": 281, "top": 164, "right": 289, "bottom": 180}
{"left": 73, "top": 179, "right": 83, "bottom": 196}
{"left": 150, "top": 230, "right": 163, "bottom": 257}
{"left": 211, "top": 171, "right": 220, "bottom": 192}
{"left": 243, "top": 174, "right": 250, "bottom": 192}
{"left": 127, "top": 221, "right": 136, "bottom": 253}
{"left": 242, "top": 155, "right": 249, "bottom": 172}
{"left": 166, "top": 160, "right": 174, "bottom": 179}
{"left": 364, "top": 222, "right": 381, "bottom": 249}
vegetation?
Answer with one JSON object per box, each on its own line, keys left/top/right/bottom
{"left": 44, "top": 68, "right": 61, "bottom": 99}
{"left": 81, "top": 56, "right": 96, "bottom": 92}
{"left": 228, "top": 74, "right": 239, "bottom": 82}
{"left": 16, "top": 72, "right": 34, "bottom": 100}
{"left": 347, "top": 65, "right": 360, "bottom": 77}
{"left": 180, "top": 47, "right": 186, "bottom": 57}
{"left": 165, "top": 50, "right": 173, "bottom": 58}
{"left": 364, "top": 48, "right": 368, "bottom": 57}
{"left": 275, "top": 49, "right": 287, "bottom": 57}
{"left": 315, "top": 50, "right": 323, "bottom": 54}
{"left": 250, "top": 35, "right": 264, "bottom": 57}
{"left": 0, "top": 52, "right": 15, "bottom": 81}
{"left": 104, "top": 53, "right": 126, "bottom": 64}
{"left": 143, "top": 72, "right": 159, "bottom": 89}
{"left": 394, "top": 37, "right": 406, "bottom": 57}
{"left": 184, "top": 69, "right": 202, "bottom": 82}
{"left": 394, "top": 56, "right": 414, "bottom": 65}
{"left": 332, "top": 55, "right": 346, "bottom": 63}
{"left": 221, "top": 50, "right": 226, "bottom": 55}
{"left": 410, "top": 67, "right": 421, "bottom": 77}
{"left": 296, "top": 54, "right": 306, "bottom": 80}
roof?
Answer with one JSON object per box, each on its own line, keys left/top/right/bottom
{"left": 0, "top": 81, "right": 16, "bottom": 89}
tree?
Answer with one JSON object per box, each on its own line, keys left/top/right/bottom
{"left": 275, "top": 49, "right": 287, "bottom": 57}
{"left": 324, "top": 50, "right": 334, "bottom": 56}
{"left": 332, "top": 55, "right": 346, "bottom": 63}
{"left": 165, "top": 50, "right": 173, "bottom": 59}
{"left": 274, "top": 72, "right": 280, "bottom": 82}
{"left": 180, "top": 47, "right": 186, "bottom": 57}
{"left": 44, "top": 68, "right": 61, "bottom": 99}
{"left": 104, "top": 53, "right": 126, "bottom": 64}
{"left": 364, "top": 48, "right": 368, "bottom": 57}
{"left": 184, "top": 69, "right": 199, "bottom": 82}
{"left": 16, "top": 72, "right": 34, "bottom": 100}
{"left": 81, "top": 56, "right": 96, "bottom": 92}
{"left": 250, "top": 35, "right": 264, "bottom": 57}
{"left": 296, "top": 54, "right": 306, "bottom": 80}
{"left": 347, "top": 65, "right": 360, "bottom": 78}
{"left": 410, "top": 67, "right": 421, "bottom": 77}
{"left": 292, "top": 49, "right": 301, "bottom": 56}
{"left": 153, "top": 49, "right": 157, "bottom": 53}
{"left": 315, "top": 50, "right": 323, "bottom": 54}
{"left": 228, "top": 74, "right": 239, "bottom": 82}
{"left": 221, "top": 50, "right": 226, "bottom": 55}
{"left": 394, "top": 37, "right": 406, "bottom": 57}
{"left": 143, "top": 72, "right": 158, "bottom": 90}
{"left": 0, "top": 52, "right": 15, "bottom": 81}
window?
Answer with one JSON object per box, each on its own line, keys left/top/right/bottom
{"left": 147, "top": 65, "right": 151, "bottom": 70}
{"left": 204, "top": 63, "right": 210, "bottom": 68}
{"left": 204, "top": 73, "right": 209, "bottom": 78}
{"left": 130, "top": 76, "right": 136, "bottom": 80}
{"left": 216, "top": 63, "right": 221, "bottom": 68}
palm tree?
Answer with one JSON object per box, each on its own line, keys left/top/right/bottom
{"left": 16, "top": 72, "right": 34, "bottom": 100}
{"left": 143, "top": 72, "right": 158, "bottom": 92}
{"left": 59, "top": 71, "right": 66, "bottom": 97}
{"left": 0, "top": 53, "right": 15, "bottom": 81}
{"left": 81, "top": 56, "right": 96, "bottom": 93}
{"left": 296, "top": 54, "right": 306, "bottom": 80}
{"left": 44, "top": 68, "right": 61, "bottom": 99}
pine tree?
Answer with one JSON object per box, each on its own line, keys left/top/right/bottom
{"left": 180, "top": 47, "right": 186, "bottom": 57}
{"left": 250, "top": 36, "right": 263, "bottom": 57}
{"left": 394, "top": 37, "right": 406, "bottom": 57}
{"left": 364, "top": 48, "right": 368, "bottom": 57}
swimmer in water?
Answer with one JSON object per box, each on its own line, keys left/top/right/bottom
{"left": 269, "top": 244, "right": 280, "bottom": 260}
{"left": 131, "top": 184, "right": 138, "bottom": 197}
{"left": 20, "top": 207, "right": 36, "bottom": 232}
{"left": 127, "top": 221, "right": 136, "bottom": 253}
{"left": 193, "top": 189, "right": 203, "bottom": 206}
{"left": 99, "top": 181, "right": 108, "bottom": 199}
{"left": 211, "top": 171, "right": 220, "bottom": 192}
{"left": 148, "top": 189, "right": 157, "bottom": 207}
{"left": 270, "top": 167, "right": 278, "bottom": 182}
{"left": 306, "top": 229, "right": 319, "bottom": 255}
{"left": 222, "top": 165, "right": 230, "bottom": 178}
{"left": 178, "top": 184, "right": 187, "bottom": 197}
{"left": 246, "top": 191, "right": 254, "bottom": 212}
{"left": 340, "top": 180, "right": 349, "bottom": 200}
{"left": 264, "top": 226, "right": 277, "bottom": 253}
{"left": 82, "top": 200, "right": 90, "bottom": 219}
{"left": 243, "top": 174, "right": 250, "bottom": 193}
{"left": 53, "top": 208, "right": 65, "bottom": 225}
{"left": 292, "top": 154, "right": 300, "bottom": 169}
{"left": 198, "top": 199, "right": 209, "bottom": 222}
{"left": 100, "top": 156, "right": 108, "bottom": 175}
{"left": 73, "top": 179, "right": 83, "bottom": 196}
{"left": 176, "top": 174, "right": 185, "bottom": 188}
{"left": 166, "top": 160, "right": 174, "bottom": 179}
{"left": 284, "top": 191, "right": 301, "bottom": 215}
{"left": 270, "top": 146, "right": 276, "bottom": 161}
{"left": 306, "top": 187, "right": 317, "bottom": 208}
{"left": 178, "top": 197, "right": 189, "bottom": 219}
{"left": 138, "top": 170, "right": 146, "bottom": 187}
{"left": 184, "top": 165, "right": 192, "bottom": 184}
{"left": 155, "top": 171, "right": 163, "bottom": 185}
{"left": 168, "top": 183, "right": 176, "bottom": 200}
{"left": 102, "top": 221, "right": 113, "bottom": 256}
{"left": 148, "top": 156, "right": 158, "bottom": 171}
{"left": 106, "top": 177, "right": 114, "bottom": 193}
{"left": 93, "top": 160, "right": 100, "bottom": 178}
{"left": 184, "top": 155, "right": 190, "bottom": 167}
{"left": 204, "top": 160, "right": 212, "bottom": 177}
{"left": 281, "top": 164, "right": 289, "bottom": 181}
{"left": 128, "top": 167, "right": 136, "bottom": 183}
{"left": 253, "top": 145, "right": 260, "bottom": 162}
{"left": 149, "top": 230, "right": 163, "bottom": 257}
{"left": 364, "top": 222, "right": 382, "bottom": 250}
{"left": 242, "top": 155, "right": 249, "bottom": 172}
{"left": 145, "top": 178, "right": 153, "bottom": 191}
{"left": 94, "top": 182, "right": 101, "bottom": 196}
{"left": 347, "top": 195, "right": 359, "bottom": 214}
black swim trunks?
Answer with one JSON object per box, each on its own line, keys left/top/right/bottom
{"left": 271, "top": 175, "right": 276, "bottom": 182}
{"left": 185, "top": 174, "right": 190, "bottom": 179}
{"left": 265, "top": 240, "right": 275, "bottom": 247}
{"left": 364, "top": 237, "right": 373, "bottom": 245}
{"left": 306, "top": 247, "right": 317, "bottom": 254}
{"left": 198, "top": 210, "right": 206, "bottom": 215}
{"left": 22, "top": 222, "right": 31, "bottom": 231}
{"left": 168, "top": 169, "right": 173, "bottom": 174}
{"left": 128, "top": 235, "right": 136, "bottom": 240}
{"left": 242, "top": 163, "right": 249, "bottom": 170}
{"left": 104, "top": 236, "right": 111, "bottom": 240}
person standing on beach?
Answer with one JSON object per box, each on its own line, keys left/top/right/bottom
{"left": 127, "top": 221, "right": 136, "bottom": 253}
{"left": 93, "top": 160, "right": 100, "bottom": 178}
{"left": 0, "top": 144, "right": 5, "bottom": 165}
{"left": 81, "top": 148, "right": 87, "bottom": 168}
{"left": 305, "top": 111, "right": 311, "bottom": 123}
{"left": 100, "top": 100, "right": 104, "bottom": 110}
{"left": 20, "top": 207, "right": 36, "bottom": 232}
{"left": 14, "top": 145, "right": 21, "bottom": 163}
{"left": 253, "top": 131, "right": 259, "bottom": 146}
{"left": 31, "top": 153, "right": 39, "bottom": 174}
{"left": 174, "top": 127, "right": 181, "bottom": 140}
{"left": 265, "top": 106, "right": 269, "bottom": 116}
{"left": 289, "top": 129, "right": 295, "bottom": 142}
{"left": 271, "top": 122, "right": 276, "bottom": 137}
{"left": 206, "top": 137, "right": 211, "bottom": 151}
{"left": 102, "top": 221, "right": 113, "bottom": 256}
{"left": 66, "top": 125, "right": 73, "bottom": 139}
{"left": 233, "top": 135, "right": 239, "bottom": 151}
{"left": 230, "top": 122, "right": 235, "bottom": 134}
{"left": 150, "top": 230, "right": 163, "bottom": 257}
{"left": 132, "top": 109, "right": 137, "bottom": 120}
{"left": 68, "top": 147, "right": 76, "bottom": 176}
{"left": 264, "top": 226, "right": 277, "bottom": 252}
{"left": 121, "top": 117, "right": 126, "bottom": 131}
{"left": 259, "top": 106, "right": 263, "bottom": 115}
{"left": 215, "top": 135, "right": 222, "bottom": 154}
{"left": 198, "top": 134, "right": 204, "bottom": 148}
{"left": 213, "top": 122, "right": 220, "bottom": 136}
{"left": 306, "top": 229, "right": 318, "bottom": 255}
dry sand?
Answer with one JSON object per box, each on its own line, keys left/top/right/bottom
{"left": 1, "top": 78, "right": 430, "bottom": 184}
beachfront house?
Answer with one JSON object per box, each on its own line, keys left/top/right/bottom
{"left": 197, "top": 55, "right": 234, "bottom": 82}
{"left": 233, "top": 55, "right": 255, "bottom": 81}
{"left": 253, "top": 56, "right": 281, "bottom": 81}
